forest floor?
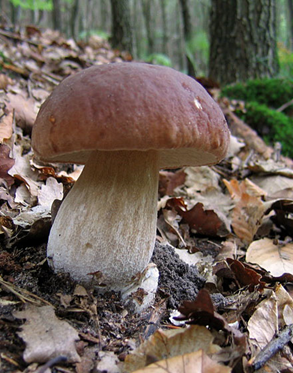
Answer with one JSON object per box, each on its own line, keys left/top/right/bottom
{"left": 1, "top": 26, "right": 293, "bottom": 373}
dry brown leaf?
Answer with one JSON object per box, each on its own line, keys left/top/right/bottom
{"left": 5, "top": 92, "right": 37, "bottom": 132}
{"left": 224, "top": 179, "right": 265, "bottom": 244}
{"left": 14, "top": 305, "right": 81, "bottom": 363}
{"left": 184, "top": 166, "right": 221, "bottom": 194}
{"left": 247, "top": 291, "right": 278, "bottom": 349}
{"left": 124, "top": 325, "right": 220, "bottom": 373}
{"left": 274, "top": 284, "right": 293, "bottom": 327}
{"left": 168, "top": 198, "right": 230, "bottom": 237}
{"left": 0, "top": 143, "right": 15, "bottom": 186}
{"left": 8, "top": 144, "right": 39, "bottom": 198}
{"left": 246, "top": 238, "right": 293, "bottom": 277}
{"left": 247, "top": 285, "right": 293, "bottom": 371}
{"left": 0, "top": 111, "right": 13, "bottom": 143}
{"left": 0, "top": 73, "right": 14, "bottom": 89}
{"left": 131, "top": 350, "right": 231, "bottom": 373}
{"left": 252, "top": 175, "right": 293, "bottom": 196}
{"left": 38, "top": 176, "right": 63, "bottom": 208}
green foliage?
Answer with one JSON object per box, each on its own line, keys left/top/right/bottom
{"left": 222, "top": 78, "right": 293, "bottom": 108}
{"left": 10, "top": 0, "right": 53, "bottom": 11}
{"left": 236, "top": 102, "right": 293, "bottom": 158}
{"left": 78, "top": 29, "right": 109, "bottom": 41}
{"left": 145, "top": 53, "right": 172, "bottom": 67}
{"left": 188, "top": 31, "right": 209, "bottom": 60}
{"left": 222, "top": 77, "right": 293, "bottom": 158}
{"left": 278, "top": 43, "right": 293, "bottom": 78}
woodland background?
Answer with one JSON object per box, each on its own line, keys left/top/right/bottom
{"left": 2, "top": 1, "right": 293, "bottom": 372}
{"left": 1, "top": 0, "right": 293, "bottom": 83}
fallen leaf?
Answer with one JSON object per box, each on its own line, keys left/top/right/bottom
{"left": 0, "top": 74, "right": 14, "bottom": 89}
{"left": 252, "top": 175, "right": 293, "bottom": 196}
{"left": 246, "top": 238, "right": 293, "bottom": 277}
{"left": 5, "top": 92, "right": 37, "bottom": 133}
{"left": 8, "top": 143, "right": 39, "bottom": 198}
{"left": 158, "top": 169, "right": 186, "bottom": 196}
{"left": 124, "top": 324, "right": 219, "bottom": 373}
{"left": 224, "top": 179, "right": 265, "bottom": 244}
{"left": 0, "top": 144, "right": 15, "bottom": 186}
{"left": 14, "top": 305, "right": 81, "bottom": 363}
{"left": 176, "top": 289, "right": 225, "bottom": 330}
{"left": 227, "top": 259, "right": 265, "bottom": 291}
{"left": 247, "top": 291, "right": 278, "bottom": 349}
{"left": 168, "top": 198, "right": 230, "bottom": 237}
{"left": 38, "top": 176, "right": 63, "bottom": 208}
{"left": 131, "top": 350, "right": 231, "bottom": 373}
{"left": 0, "top": 111, "right": 13, "bottom": 143}
{"left": 184, "top": 166, "right": 222, "bottom": 194}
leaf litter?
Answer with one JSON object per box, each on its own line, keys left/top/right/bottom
{"left": 1, "top": 25, "right": 293, "bottom": 373}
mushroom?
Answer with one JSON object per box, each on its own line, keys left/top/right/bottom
{"left": 32, "top": 62, "right": 230, "bottom": 293}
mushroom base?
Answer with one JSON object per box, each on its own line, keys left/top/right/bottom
{"left": 47, "top": 150, "right": 159, "bottom": 291}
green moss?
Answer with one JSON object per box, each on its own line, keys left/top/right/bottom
{"left": 236, "top": 102, "right": 293, "bottom": 158}
{"left": 222, "top": 78, "right": 293, "bottom": 108}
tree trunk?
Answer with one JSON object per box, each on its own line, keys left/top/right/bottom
{"left": 209, "top": 0, "right": 279, "bottom": 86}
{"left": 141, "top": 0, "right": 155, "bottom": 55}
{"left": 160, "top": 0, "right": 169, "bottom": 55}
{"left": 71, "top": 0, "right": 80, "bottom": 39}
{"left": 110, "top": 0, "right": 134, "bottom": 56}
{"left": 10, "top": 3, "right": 21, "bottom": 27}
{"left": 52, "top": 0, "right": 62, "bottom": 31}
{"left": 179, "top": 0, "right": 196, "bottom": 77}
{"left": 287, "top": 0, "right": 293, "bottom": 50}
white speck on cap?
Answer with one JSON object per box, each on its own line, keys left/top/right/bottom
{"left": 194, "top": 97, "right": 202, "bottom": 110}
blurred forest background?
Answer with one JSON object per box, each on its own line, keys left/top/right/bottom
{"left": 1, "top": 0, "right": 293, "bottom": 82}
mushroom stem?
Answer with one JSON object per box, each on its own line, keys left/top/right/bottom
{"left": 47, "top": 150, "right": 159, "bottom": 290}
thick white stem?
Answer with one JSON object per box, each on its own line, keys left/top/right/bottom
{"left": 47, "top": 150, "right": 159, "bottom": 290}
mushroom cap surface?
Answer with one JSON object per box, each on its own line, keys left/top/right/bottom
{"left": 32, "top": 62, "right": 230, "bottom": 168}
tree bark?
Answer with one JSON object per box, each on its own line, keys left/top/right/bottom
{"left": 52, "top": 0, "right": 62, "bottom": 31}
{"left": 110, "top": 0, "right": 134, "bottom": 56}
{"left": 209, "top": 0, "right": 279, "bottom": 86}
{"left": 287, "top": 0, "right": 293, "bottom": 50}
{"left": 141, "top": 0, "right": 155, "bottom": 55}
{"left": 70, "top": 0, "right": 80, "bottom": 39}
{"left": 160, "top": 0, "right": 169, "bottom": 55}
{"left": 179, "top": 0, "right": 196, "bottom": 77}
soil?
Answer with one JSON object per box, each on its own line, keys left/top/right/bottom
{"left": 0, "top": 236, "right": 205, "bottom": 372}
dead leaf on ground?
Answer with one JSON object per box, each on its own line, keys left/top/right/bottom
{"left": 246, "top": 238, "right": 293, "bottom": 277}
{"left": 248, "top": 290, "right": 278, "bottom": 349}
{"left": 0, "top": 143, "right": 15, "bottom": 186}
{"left": 0, "top": 73, "right": 14, "bottom": 89}
{"left": 5, "top": 92, "right": 37, "bottom": 133}
{"left": 247, "top": 285, "right": 293, "bottom": 370}
{"left": 38, "top": 176, "right": 63, "bottom": 208}
{"left": 158, "top": 169, "right": 186, "bottom": 196}
{"left": 124, "top": 324, "right": 220, "bottom": 373}
{"left": 167, "top": 198, "right": 230, "bottom": 237}
{"left": 14, "top": 305, "right": 81, "bottom": 363}
{"left": 8, "top": 143, "right": 39, "bottom": 198}
{"left": 131, "top": 350, "right": 231, "bottom": 373}
{"left": 224, "top": 179, "right": 266, "bottom": 244}
{"left": 0, "top": 111, "right": 13, "bottom": 143}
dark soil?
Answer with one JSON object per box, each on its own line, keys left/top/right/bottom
{"left": 0, "top": 237, "right": 205, "bottom": 372}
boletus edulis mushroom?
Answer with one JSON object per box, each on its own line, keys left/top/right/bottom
{"left": 32, "top": 62, "right": 230, "bottom": 302}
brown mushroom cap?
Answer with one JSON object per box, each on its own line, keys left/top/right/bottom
{"left": 32, "top": 62, "right": 229, "bottom": 168}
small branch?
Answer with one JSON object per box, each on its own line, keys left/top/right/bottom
{"left": 276, "top": 98, "right": 293, "bottom": 113}
{"left": 249, "top": 324, "right": 293, "bottom": 370}
{"left": 37, "top": 356, "right": 68, "bottom": 373}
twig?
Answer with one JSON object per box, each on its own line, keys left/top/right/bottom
{"left": 249, "top": 324, "right": 293, "bottom": 370}
{"left": 276, "top": 98, "right": 293, "bottom": 112}
{"left": 37, "top": 356, "right": 68, "bottom": 373}
{"left": 0, "top": 29, "right": 42, "bottom": 47}
{"left": 0, "top": 276, "right": 53, "bottom": 307}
